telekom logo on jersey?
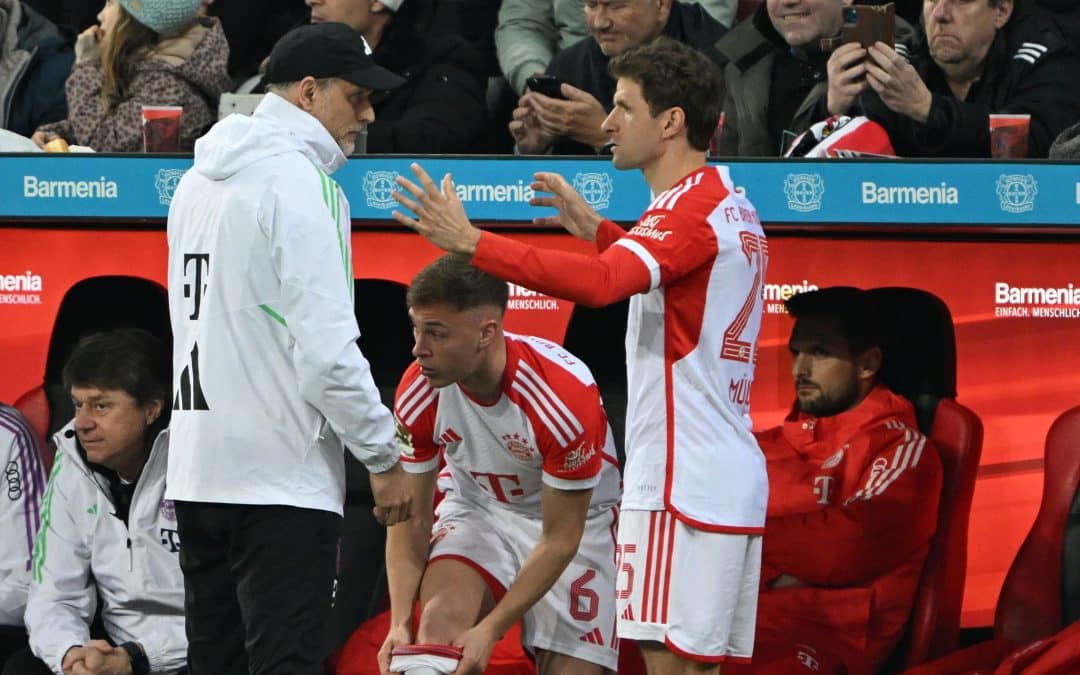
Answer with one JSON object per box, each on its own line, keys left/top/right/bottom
{"left": 627, "top": 214, "right": 673, "bottom": 241}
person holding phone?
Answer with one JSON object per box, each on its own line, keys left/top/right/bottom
{"left": 846, "top": 0, "right": 1080, "bottom": 158}
{"left": 714, "top": 0, "right": 916, "bottom": 157}
{"left": 510, "top": 0, "right": 727, "bottom": 156}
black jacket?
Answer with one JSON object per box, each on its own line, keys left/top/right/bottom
{"left": 716, "top": 5, "right": 917, "bottom": 157}
{"left": 367, "top": 28, "right": 489, "bottom": 154}
{"left": 0, "top": 0, "right": 74, "bottom": 137}
{"left": 544, "top": 1, "right": 728, "bottom": 155}
{"left": 871, "top": 11, "right": 1080, "bottom": 158}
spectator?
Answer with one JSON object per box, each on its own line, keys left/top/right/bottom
{"left": 379, "top": 254, "right": 621, "bottom": 675}
{"left": 715, "top": 0, "right": 917, "bottom": 156}
{"left": 305, "top": 0, "right": 489, "bottom": 154}
{"left": 205, "top": 0, "right": 308, "bottom": 86}
{"left": 166, "top": 22, "right": 412, "bottom": 675}
{"left": 855, "top": 0, "right": 1080, "bottom": 157}
{"left": 0, "top": 404, "right": 46, "bottom": 667}
{"left": 1049, "top": 119, "right": 1080, "bottom": 158}
{"left": 0, "top": 0, "right": 74, "bottom": 137}
{"left": 496, "top": 0, "right": 736, "bottom": 98}
{"left": 31, "top": 0, "right": 230, "bottom": 152}
{"left": 2, "top": 329, "right": 184, "bottom": 675}
{"left": 511, "top": 0, "right": 728, "bottom": 155}
{"left": 746, "top": 287, "right": 943, "bottom": 674}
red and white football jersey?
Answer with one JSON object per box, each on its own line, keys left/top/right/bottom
{"left": 615, "top": 165, "right": 768, "bottom": 532}
{"left": 394, "top": 333, "right": 621, "bottom": 516}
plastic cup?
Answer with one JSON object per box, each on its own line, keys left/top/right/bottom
{"left": 142, "top": 105, "right": 183, "bottom": 152}
{"left": 989, "top": 114, "right": 1030, "bottom": 159}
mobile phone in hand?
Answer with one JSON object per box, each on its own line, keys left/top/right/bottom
{"left": 526, "top": 75, "right": 567, "bottom": 100}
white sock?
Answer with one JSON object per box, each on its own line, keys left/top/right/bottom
{"left": 388, "top": 644, "right": 463, "bottom": 674}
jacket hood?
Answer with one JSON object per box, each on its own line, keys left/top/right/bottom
{"left": 192, "top": 91, "right": 347, "bottom": 181}
{"left": 145, "top": 16, "right": 231, "bottom": 103}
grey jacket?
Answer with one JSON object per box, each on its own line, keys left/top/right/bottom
{"left": 496, "top": 0, "right": 737, "bottom": 95}
{"left": 715, "top": 6, "right": 916, "bottom": 156}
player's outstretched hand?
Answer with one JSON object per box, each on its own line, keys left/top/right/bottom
{"left": 378, "top": 623, "right": 413, "bottom": 675}
{"left": 451, "top": 624, "right": 499, "bottom": 675}
{"left": 369, "top": 462, "right": 413, "bottom": 527}
{"left": 529, "top": 172, "right": 603, "bottom": 241}
{"left": 393, "top": 163, "right": 481, "bottom": 255}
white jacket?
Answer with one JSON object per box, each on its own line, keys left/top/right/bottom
{"left": 26, "top": 424, "right": 185, "bottom": 675}
{"left": 166, "top": 93, "right": 398, "bottom": 515}
{"left": 0, "top": 404, "right": 46, "bottom": 627}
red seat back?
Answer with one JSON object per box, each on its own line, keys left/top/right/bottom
{"left": 994, "top": 405, "right": 1080, "bottom": 645}
{"left": 904, "top": 398, "right": 984, "bottom": 665}
{"left": 12, "top": 385, "right": 54, "bottom": 473}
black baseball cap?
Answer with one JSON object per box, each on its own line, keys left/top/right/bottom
{"left": 265, "top": 22, "right": 405, "bottom": 91}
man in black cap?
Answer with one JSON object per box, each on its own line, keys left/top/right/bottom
{"left": 165, "top": 21, "right": 414, "bottom": 675}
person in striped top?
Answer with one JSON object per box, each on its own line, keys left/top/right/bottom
{"left": 0, "top": 404, "right": 46, "bottom": 666}
{"left": 748, "top": 287, "right": 943, "bottom": 674}
{"left": 381, "top": 254, "right": 621, "bottom": 675}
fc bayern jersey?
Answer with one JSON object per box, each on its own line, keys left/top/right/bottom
{"left": 615, "top": 165, "right": 769, "bottom": 532}
{"left": 394, "top": 334, "right": 621, "bottom": 517}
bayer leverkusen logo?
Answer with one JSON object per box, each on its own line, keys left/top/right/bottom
{"left": 573, "top": 172, "right": 613, "bottom": 210}
{"left": 995, "top": 174, "right": 1037, "bottom": 214}
{"left": 363, "top": 170, "right": 400, "bottom": 209}
{"left": 783, "top": 173, "right": 825, "bottom": 212}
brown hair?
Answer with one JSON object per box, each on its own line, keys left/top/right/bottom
{"left": 407, "top": 254, "right": 509, "bottom": 314}
{"left": 608, "top": 36, "right": 725, "bottom": 152}
{"left": 101, "top": 4, "right": 158, "bottom": 109}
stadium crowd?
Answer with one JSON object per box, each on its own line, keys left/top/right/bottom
{"left": 1, "top": 0, "right": 1078, "bottom": 157}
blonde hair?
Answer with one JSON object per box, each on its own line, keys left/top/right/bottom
{"left": 100, "top": 4, "right": 158, "bottom": 109}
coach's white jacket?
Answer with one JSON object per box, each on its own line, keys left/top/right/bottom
{"left": 165, "top": 93, "right": 397, "bottom": 515}
{"left": 26, "top": 424, "right": 185, "bottom": 675}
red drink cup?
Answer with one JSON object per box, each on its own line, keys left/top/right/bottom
{"left": 142, "top": 105, "right": 183, "bottom": 152}
{"left": 989, "top": 114, "right": 1030, "bottom": 159}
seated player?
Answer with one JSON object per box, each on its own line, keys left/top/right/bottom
{"left": 379, "top": 254, "right": 621, "bottom": 675}
{"left": 745, "top": 287, "right": 944, "bottom": 674}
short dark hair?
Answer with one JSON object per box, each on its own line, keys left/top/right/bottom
{"left": 784, "top": 286, "right": 887, "bottom": 356}
{"left": 608, "top": 36, "right": 725, "bottom": 152}
{"left": 407, "top": 254, "right": 509, "bottom": 313}
{"left": 63, "top": 328, "right": 171, "bottom": 429}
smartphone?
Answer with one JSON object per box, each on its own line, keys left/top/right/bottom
{"left": 525, "top": 75, "right": 567, "bottom": 100}
{"left": 821, "top": 2, "right": 895, "bottom": 51}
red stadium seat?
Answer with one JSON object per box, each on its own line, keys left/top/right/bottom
{"left": 904, "top": 398, "right": 983, "bottom": 666}
{"left": 994, "top": 404, "right": 1080, "bottom": 645}
{"left": 12, "top": 386, "right": 49, "bottom": 447}
{"left": 9, "top": 275, "right": 171, "bottom": 443}
{"left": 903, "top": 405, "right": 1080, "bottom": 674}
{"left": 868, "top": 288, "right": 984, "bottom": 668}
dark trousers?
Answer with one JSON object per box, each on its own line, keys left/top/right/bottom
{"left": 175, "top": 501, "right": 341, "bottom": 675}
{"left": 2, "top": 646, "right": 52, "bottom": 675}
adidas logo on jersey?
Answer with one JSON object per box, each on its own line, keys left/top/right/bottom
{"left": 579, "top": 628, "right": 604, "bottom": 645}
{"left": 439, "top": 428, "right": 462, "bottom": 446}
{"left": 621, "top": 605, "right": 634, "bottom": 621}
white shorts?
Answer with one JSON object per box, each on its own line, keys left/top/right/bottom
{"left": 429, "top": 493, "right": 620, "bottom": 670}
{"left": 615, "top": 509, "right": 761, "bottom": 664}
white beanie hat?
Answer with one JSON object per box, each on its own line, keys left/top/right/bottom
{"left": 118, "top": 0, "right": 202, "bottom": 36}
